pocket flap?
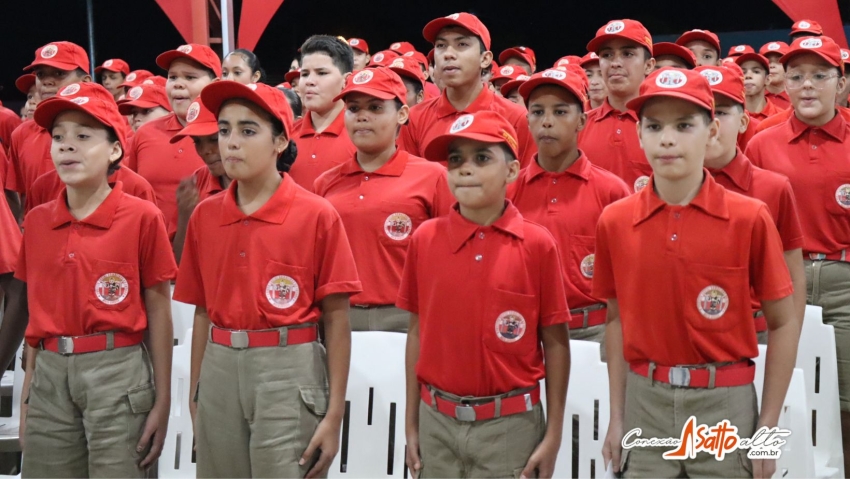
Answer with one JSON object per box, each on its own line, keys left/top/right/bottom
{"left": 299, "top": 386, "right": 329, "bottom": 416}
{"left": 127, "top": 383, "right": 156, "bottom": 414}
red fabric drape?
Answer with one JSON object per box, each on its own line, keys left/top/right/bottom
{"left": 154, "top": 0, "right": 194, "bottom": 44}
{"left": 238, "top": 0, "right": 286, "bottom": 51}
{"left": 772, "top": 0, "right": 848, "bottom": 48}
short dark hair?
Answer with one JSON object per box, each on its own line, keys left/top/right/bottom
{"left": 105, "top": 128, "right": 123, "bottom": 175}
{"left": 399, "top": 76, "right": 423, "bottom": 96}
{"left": 228, "top": 49, "right": 266, "bottom": 82}
{"left": 500, "top": 144, "right": 516, "bottom": 163}
{"left": 300, "top": 35, "right": 354, "bottom": 74}
{"left": 278, "top": 87, "right": 303, "bottom": 117}
{"left": 73, "top": 67, "right": 88, "bottom": 78}
{"left": 641, "top": 47, "right": 653, "bottom": 62}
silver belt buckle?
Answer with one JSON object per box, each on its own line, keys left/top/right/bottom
{"left": 809, "top": 253, "right": 827, "bottom": 260}
{"left": 668, "top": 367, "right": 691, "bottom": 387}
{"left": 455, "top": 405, "right": 476, "bottom": 422}
{"left": 230, "top": 331, "right": 249, "bottom": 349}
{"left": 57, "top": 337, "right": 74, "bottom": 355}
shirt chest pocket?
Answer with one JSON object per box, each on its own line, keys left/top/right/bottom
{"left": 259, "top": 261, "right": 312, "bottom": 313}
{"left": 567, "top": 235, "right": 596, "bottom": 289}
{"left": 89, "top": 260, "right": 137, "bottom": 312}
{"left": 826, "top": 174, "right": 850, "bottom": 217}
{"left": 377, "top": 201, "right": 426, "bottom": 248}
{"left": 483, "top": 289, "right": 539, "bottom": 356}
{"left": 680, "top": 262, "right": 748, "bottom": 333}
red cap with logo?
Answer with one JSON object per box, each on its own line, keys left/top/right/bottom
{"left": 156, "top": 44, "right": 222, "bottom": 77}
{"left": 491, "top": 65, "right": 527, "bottom": 83}
{"left": 653, "top": 42, "right": 697, "bottom": 68}
{"left": 842, "top": 49, "right": 850, "bottom": 66}
{"left": 117, "top": 85, "right": 172, "bottom": 115}
{"left": 284, "top": 69, "right": 301, "bottom": 83}
{"left": 675, "top": 29, "right": 721, "bottom": 53}
{"left": 499, "top": 47, "right": 537, "bottom": 70}
{"left": 24, "top": 41, "right": 90, "bottom": 74}
{"left": 387, "top": 57, "right": 426, "bottom": 88}
{"left": 334, "top": 67, "right": 408, "bottom": 104}
{"left": 587, "top": 19, "right": 653, "bottom": 54}
{"left": 201, "top": 82, "right": 294, "bottom": 139}
{"left": 695, "top": 65, "right": 745, "bottom": 105}
{"left": 95, "top": 59, "right": 130, "bottom": 75}
{"left": 553, "top": 55, "right": 582, "bottom": 68}
{"left": 34, "top": 82, "right": 128, "bottom": 148}
{"left": 369, "top": 50, "right": 400, "bottom": 67}
{"left": 727, "top": 45, "right": 755, "bottom": 57}
{"left": 171, "top": 100, "right": 218, "bottom": 143}
{"left": 401, "top": 50, "right": 429, "bottom": 70}
{"left": 518, "top": 68, "right": 589, "bottom": 110}
{"left": 389, "top": 41, "right": 417, "bottom": 55}
{"left": 142, "top": 76, "right": 167, "bottom": 88}
{"left": 734, "top": 52, "right": 769, "bottom": 70}
{"left": 499, "top": 74, "right": 531, "bottom": 97}
{"left": 348, "top": 38, "right": 369, "bottom": 54}
{"left": 423, "top": 13, "right": 492, "bottom": 50}
{"left": 791, "top": 19, "right": 823, "bottom": 36}
{"left": 579, "top": 52, "right": 600, "bottom": 67}
{"left": 781, "top": 36, "right": 844, "bottom": 74}
{"left": 760, "top": 41, "right": 790, "bottom": 57}
{"left": 424, "top": 110, "right": 519, "bottom": 161}
{"left": 15, "top": 74, "right": 36, "bottom": 94}
{"left": 119, "top": 70, "right": 154, "bottom": 88}
{"left": 427, "top": 49, "right": 435, "bottom": 65}
{"left": 627, "top": 67, "right": 714, "bottom": 115}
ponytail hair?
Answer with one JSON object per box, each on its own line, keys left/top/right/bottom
{"left": 277, "top": 140, "right": 298, "bottom": 173}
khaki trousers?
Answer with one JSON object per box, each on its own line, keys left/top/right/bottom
{"left": 348, "top": 305, "right": 409, "bottom": 333}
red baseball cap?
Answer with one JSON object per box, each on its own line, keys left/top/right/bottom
{"left": 156, "top": 44, "right": 222, "bottom": 77}
{"left": 562, "top": 64, "right": 590, "bottom": 90}
{"left": 334, "top": 67, "right": 408, "bottom": 104}
{"left": 587, "top": 20, "right": 653, "bottom": 54}
{"left": 499, "top": 46, "right": 537, "bottom": 70}
{"left": 141, "top": 76, "right": 167, "bottom": 87}
{"left": 653, "top": 42, "right": 697, "bottom": 68}
{"left": 553, "top": 55, "right": 582, "bottom": 68}
{"left": 760, "top": 41, "right": 790, "bottom": 57}
{"left": 842, "top": 49, "right": 850, "bottom": 67}
{"left": 427, "top": 49, "right": 435, "bottom": 65}
{"left": 423, "top": 12, "right": 492, "bottom": 51}
{"left": 284, "top": 69, "right": 301, "bottom": 83}
{"left": 95, "top": 59, "right": 130, "bottom": 75}
{"left": 119, "top": 70, "right": 154, "bottom": 88}
{"left": 734, "top": 52, "right": 769, "bottom": 71}
{"left": 491, "top": 65, "right": 527, "bottom": 82}
{"left": 627, "top": 67, "right": 714, "bottom": 115}
{"left": 388, "top": 57, "right": 426, "bottom": 88}
{"left": 727, "top": 45, "right": 755, "bottom": 57}
{"left": 369, "top": 50, "right": 400, "bottom": 67}
{"left": 675, "top": 29, "right": 721, "bottom": 53}
{"left": 117, "top": 85, "right": 171, "bottom": 115}
{"left": 348, "top": 38, "right": 369, "bottom": 54}
{"left": 695, "top": 65, "right": 744, "bottom": 105}
{"left": 34, "top": 82, "right": 128, "bottom": 149}
{"left": 424, "top": 110, "right": 519, "bottom": 161}
{"left": 781, "top": 36, "right": 844, "bottom": 74}
{"left": 791, "top": 19, "right": 823, "bottom": 36}
{"left": 24, "top": 41, "right": 90, "bottom": 74}
{"left": 579, "top": 52, "right": 600, "bottom": 67}
{"left": 518, "top": 68, "right": 588, "bottom": 109}
{"left": 15, "top": 74, "right": 36, "bottom": 94}
{"left": 170, "top": 100, "right": 218, "bottom": 143}
{"left": 201, "top": 82, "right": 294, "bottom": 140}
{"left": 499, "top": 74, "right": 531, "bottom": 97}
{"left": 402, "top": 50, "right": 429, "bottom": 70}
{"left": 389, "top": 41, "right": 417, "bottom": 55}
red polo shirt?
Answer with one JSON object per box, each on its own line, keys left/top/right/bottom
{"left": 766, "top": 90, "right": 791, "bottom": 110}
{"left": 0, "top": 184, "right": 21, "bottom": 275}
{"left": 15, "top": 182, "right": 177, "bottom": 347}
{"left": 173, "top": 174, "right": 362, "bottom": 330}
{"left": 399, "top": 86, "right": 536, "bottom": 166}
{"left": 26, "top": 166, "right": 156, "bottom": 213}
{"left": 578, "top": 99, "right": 650, "bottom": 193}
{"left": 397, "top": 202, "right": 570, "bottom": 397}
{"left": 287, "top": 110, "right": 356, "bottom": 190}
{"left": 6, "top": 120, "right": 50, "bottom": 196}
{"left": 756, "top": 106, "right": 850, "bottom": 133}
{"left": 746, "top": 113, "right": 850, "bottom": 258}
{"left": 737, "top": 116, "right": 760, "bottom": 153}
{"left": 592, "top": 173, "right": 793, "bottom": 366}
{"left": 128, "top": 113, "right": 205, "bottom": 237}
{"left": 508, "top": 152, "right": 630, "bottom": 310}
{"left": 747, "top": 97, "right": 784, "bottom": 122}
{"left": 314, "top": 149, "right": 452, "bottom": 306}
{"left": 0, "top": 105, "right": 22, "bottom": 152}
{"left": 192, "top": 166, "right": 226, "bottom": 202}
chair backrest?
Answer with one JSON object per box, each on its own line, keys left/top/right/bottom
{"left": 159, "top": 328, "right": 196, "bottom": 478}
{"left": 169, "top": 284, "right": 195, "bottom": 346}
{"left": 329, "top": 332, "right": 407, "bottom": 478}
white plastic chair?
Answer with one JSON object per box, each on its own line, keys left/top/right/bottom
{"left": 159, "top": 328, "right": 195, "bottom": 478}
{"left": 329, "top": 332, "right": 407, "bottom": 478}
{"left": 169, "top": 284, "right": 195, "bottom": 346}
{"left": 796, "top": 305, "right": 845, "bottom": 478}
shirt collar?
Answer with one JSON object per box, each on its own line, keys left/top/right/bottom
{"left": 633, "top": 171, "right": 729, "bottom": 226}
{"left": 526, "top": 151, "right": 592, "bottom": 182}
{"left": 50, "top": 181, "right": 124, "bottom": 230}
{"left": 165, "top": 113, "right": 184, "bottom": 131}
{"left": 788, "top": 110, "right": 847, "bottom": 142}
{"left": 448, "top": 201, "right": 525, "bottom": 253}
{"left": 594, "top": 98, "right": 638, "bottom": 122}
{"left": 708, "top": 148, "right": 752, "bottom": 191}
{"left": 435, "top": 85, "right": 494, "bottom": 119}
{"left": 339, "top": 148, "right": 409, "bottom": 177}
{"left": 220, "top": 173, "right": 297, "bottom": 226}
{"left": 297, "top": 108, "right": 347, "bottom": 138}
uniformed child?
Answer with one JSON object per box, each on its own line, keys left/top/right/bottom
{"left": 314, "top": 68, "right": 451, "bottom": 332}
{"left": 399, "top": 13, "right": 536, "bottom": 166}
{"left": 744, "top": 35, "right": 850, "bottom": 473}
{"left": 221, "top": 49, "right": 264, "bottom": 84}
{"left": 119, "top": 69, "right": 154, "bottom": 92}
{"left": 15, "top": 74, "right": 38, "bottom": 121}
{"left": 578, "top": 19, "right": 656, "bottom": 192}
{"left": 596, "top": 68, "right": 799, "bottom": 478}
{"left": 581, "top": 52, "right": 608, "bottom": 110}
{"left": 288, "top": 35, "right": 357, "bottom": 189}
{"left": 697, "top": 64, "right": 806, "bottom": 345}
{"left": 676, "top": 29, "right": 722, "bottom": 67}
{"left": 16, "top": 82, "right": 177, "bottom": 477}
{"left": 95, "top": 58, "right": 130, "bottom": 101}
{"left": 735, "top": 52, "right": 783, "bottom": 121}
{"left": 127, "top": 43, "right": 220, "bottom": 239}
{"left": 388, "top": 41, "right": 417, "bottom": 56}
{"left": 510, "top": 68, "right": 629, "bottom": 355}
{"left": 173, "top": 81, "right": 360, "bottom": 478}
{"left": 499, "top": 74, "right": 531, "bottom": 106}
{"left": 789, "top": 19, "right": 823, "bottom": 42}
{"left": 838, "top": 49, "right": 850, "bottom": 107}
{"left": 728, "top": 44, "right": 754, "bottom": 58}
{"left": 400, "top": 110, "right": 570, "bottom": 479}
{"left": 490, "top": 65, "right": 527, "bottom": 98}
{"left": 117, "top": 84, "right": 172, "bottom": 131}
{"left": 348, "top": 38, "right": 370, "bottom": 71}
{"left": 499, "top": 46, "right": 537, "bottom": 74}
{"left": 760, "top": 42, "right": 792, "bottom": 109}
{"left": 0, "top": 164, "right": 24, "bottom": 373}
{"left": 652, "top": 42, "right": 696, "bottom": 70}
{"left": 387, "top": 57, "right": 428, "bottom": 107}
{"left": 369, "top": 50, "right": 400, "bottom": 68}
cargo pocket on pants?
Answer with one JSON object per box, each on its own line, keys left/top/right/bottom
{"left": 127, "top": 382, "right": 155, "bottom": 458}
{"left": 299, "top": 386, "right": 329, "bottom": 417}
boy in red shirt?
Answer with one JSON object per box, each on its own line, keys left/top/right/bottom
{"left": 95, "top": 58, "right": 130, "bottom": 101}
{"left": 499, "top": 46, "right": 536, "bottom": 74}
{"left": 348, "top": 38, "right": 370, "bottom": 71}
{"left": 676, "top": 29, "right": 722, "bottom": 67}
{"left": 401, "top": 110, "right": 569, "bottom": 478}
{"left": 399, "top": 13, "right": 536, "bottom": 166}
{"left": 388, "top": 57, "right": 428, "bottom": 107}
{"left": 760, "top": 42, "right": 792, "bottom": 109}
{"left": 581, "top": 52, "right": 607, "bottom": 110}
{"left": 652, "top": 43, "right": 696, "bottom": 70}
{"left": 735, "top": 52, "right": 783, "bottom": 121}
{"left": 596, "top": 68, "right": 799, "bottom": 477}
{"left": 789, "top": 19, "right": 823, "bottom": 42}
{"left": 117, "top": 84, "right": 172, "bottom": 132}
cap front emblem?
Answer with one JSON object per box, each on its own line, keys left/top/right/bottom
{"left": 656, "top": 69, "right": 688, "bottom": 88}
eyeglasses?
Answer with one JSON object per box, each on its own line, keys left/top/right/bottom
{"left": 785, "top": 71, "right": 840, "bottom": 90}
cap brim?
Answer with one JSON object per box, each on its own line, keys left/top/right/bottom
{"left": 200, "top": 82, "right": 276, "bottom": 123}
{"left": 780, "top": 49, "right": 842, "bottom": 69}
{"left": 626, "top": 91, "right": 713, "bottom": 116}
{"left": 711, "top": 90, "right": 744, "bottom": 105}
{"left": 499, "top": 80, "right": 525, "bottom": 96}
{"left": 117, "top": 100, "right": 162, "bottom": 115}
{"left": 33, "top": 97, "right": 106, "bottom": 132}
{"left": 24, "top": 59, "right": 84, "bottom": 72}
{"left": 579, "top": 57, "right": 600, "bottom": 67}
{"left": 389, "top": 68, "right": 425, "bottom": 87}
{"left": 334, "top": 85, "right": 399, "bottom": 103}
{"left": 735, "top": 53, "right": 769, "bottom": 70}
{"left": 423, "top": 18, "right": 488, "bottom": 49}
{"left": 518, "top": 78, "right": 584, "bottom": 108}
{"left": 587, "top": 34, "right": 650, "bottom": 55}
{"left": 170, "top": 121, "right": 218, "bottom": 143}
{"left": 424, "top": 131, "right": 517, "bottom": 162}
{"left": 676, "top": 32, "right": 720, "bottom": 53}
{"left": 498, "top": 49, "right": 532, "bottom": 67}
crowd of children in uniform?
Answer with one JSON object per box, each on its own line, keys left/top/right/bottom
{"left": 0, "top": 11, "right": 846, "bottom": 479}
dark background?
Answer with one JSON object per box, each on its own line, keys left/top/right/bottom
{"left": 1, "top": 0, "right": 847, "bottom": 106}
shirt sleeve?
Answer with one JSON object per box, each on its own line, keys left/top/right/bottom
{"left": 172, "top": 212, "right": 206, "bottom": 307}
{"left": 750, "top": 204, "right": 794, "bottom": 301}
{"left": 395, "top": 230, "right": 420, "bottom": 313}
{"left": 591, "top": 211, "right": 617, "bottom": 299}
{"left": 430, "top": 170, "right": 454, "bottom": 217}
{"left": 139, "top": 207, "right": 178, "bottom": 288}
{"left": 398, "top": 122, "right": 420, "bottom": 157}
{"left": 512, "top": 114, "right": 537, "bottom": 169}
{"left": 6, "top": 131, "right": 22, "bottom": 193}
{"left": 312, "top": 209, "right": 362, "bottom": 301}
{"left": 13, "top": 215, "right": 28, "bottom": 283}
{"left": 538, "top": 234, "right": 570, "bottom": 327}
{"left": 775, "top": 178, "right": 805, "bottom": 251}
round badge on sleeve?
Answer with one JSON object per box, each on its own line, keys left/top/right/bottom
{"left": 495, "top": 311, "right": 526, "bottom": 343}
{"left": 835, "top": 184, "right": 850, "bottom": 209}
{"left": 353, "top": 70, "right": 374, "bottom": 84}
{"left": 580, "top": 254, "right": 595, "bottom": 278}
{"left": 60, "top": 84, "right": 81, "bottom": 96}
{"left": 605, "top": 21, "right": 625, "bottom": 34}
{"left": 699, "top": 69, "right": 723, "bottom": 86}
{"left": 128, "top": 86, "right": 144, "bottom": 100}
{"left": 384, "top": 213, "right": 413, "bottom": 240}
{"left": 656, "top": 70, "right": 687, "bottom": 88}
{"left": 543, "top": 69, "right": 567, "bottom": 80}
{"left": 95, "top": 273, "right": 130, "bottom": 305}
{"left": 697, "top": 285, "right": 729, "bottom": 320}
{"left": 634, "top": 176, "right": 650, "bottom": 192}
{"left": 177, "top": 45, "right": 193, "bottom": 54}
{"left": 41, "top": 45, "right": 59, "bottom": 59}
{"left": 104, "top": 59, "right": 114, "bottom": 67}
{"left": 450, "top": 114, "right": 474, "bottom": 133}
{"left": 266, "top": 275, "right": 300, "bottom": 309}
{"left": 186, "top": 102, "right": 201, "bottom": 123}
